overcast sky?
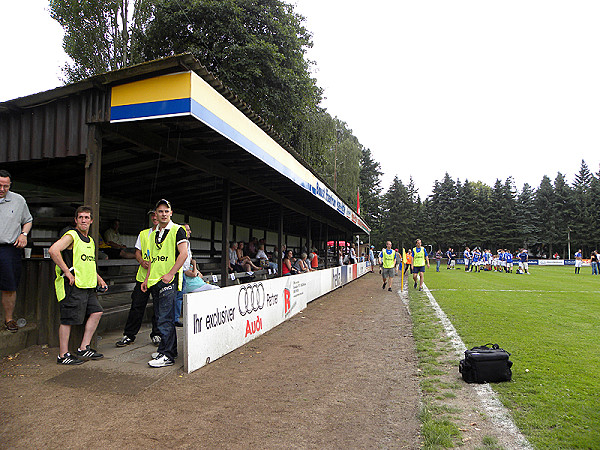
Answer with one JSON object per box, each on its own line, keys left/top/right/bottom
{"left": 1, "top": 1, "right": 599, "bottom": 198}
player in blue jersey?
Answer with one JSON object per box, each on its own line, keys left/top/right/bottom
{"left": 516, "top": 248, "right": 530, "bottom": 274}
{"left": 484, "top": 249, "right": 492, "bottom": 271}
{"left": 464, "top": 247, "right": 471, "bottom": 272}
{"left": 506, "top": 250, "right": 513, "bottom": 273}
{"left": 472, "top": 248, "right": 481, "bottom": 272}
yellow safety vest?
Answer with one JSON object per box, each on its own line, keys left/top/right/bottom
{"left": 413, "top": 247, "right": 426, "bottom": 267}
{"left": 54, "top": 230, "right": 97, "bottom": 301}
{"left": 147, "top": 224, "right": 184, "bottom": 290}
{"left": 382, "top": 249, "right": 396, "bottom": 269}
{"left": 135, "top": 228, "right": 152, "bottom": 283}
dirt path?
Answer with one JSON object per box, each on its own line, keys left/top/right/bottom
{"left": 0, "top": 273, "right": 421, "bottom": 449}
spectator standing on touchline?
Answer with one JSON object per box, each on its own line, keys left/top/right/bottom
{"left": 0, "top": 169, "right": 33, "bottom": 333}
{"left": 49, "top": 206, "right": 107, "bottom": 365}
{"left": 115, "top": 211, "right": 161, "bottom": 348}
{"left": 368, "top": 245, "right": 376, "bottom": 272}
{"left": 143, "top": 199, "right": 188, "bottom": 368}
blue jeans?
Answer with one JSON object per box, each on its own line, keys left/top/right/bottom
{"left": 174, "top": 276, "right": 185, "bottom": 323}
{"left": 593, "top": 262, "right": 598, "bottom": 275}
{"left": 150, "top": 280, "right": 177, "bottom": 360}
{"left": 436, "top": 260, "right": 441, "bottom": 272}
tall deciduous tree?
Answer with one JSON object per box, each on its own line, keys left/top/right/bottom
{"left": 49, "top": 0, "right": 153, "bottom": 82}
{"left": 141, "top": 0, "right": 322, "bottom": 148}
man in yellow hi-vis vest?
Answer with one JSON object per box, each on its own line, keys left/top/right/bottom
{"left": 412, "top": 239, "right": 430, "bottom": 291}
{"left": 49, "top": 206, "right": 107, "bottom": 365}
{"left": 115, "top": 211, "right": 161, "bottom": 348}
{"left": 142, "top": 199, "right": 188, "bottom": 368}
{"left": 381, "top": 241, "right": 398, "bottom": 292}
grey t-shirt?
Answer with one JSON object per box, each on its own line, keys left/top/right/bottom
{"left": 0, "top": 191, "right": 33, "bottom": 244}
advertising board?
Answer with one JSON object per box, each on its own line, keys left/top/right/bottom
{"left": 184, "top": 263, "right": 368, "bottom": 373}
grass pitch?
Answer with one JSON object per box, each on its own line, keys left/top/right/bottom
{"left": 422, "top": 265, "right": 600, "bottom": 449}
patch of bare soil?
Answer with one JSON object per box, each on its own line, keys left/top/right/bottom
{"left": 0, "top": 273, "right": 421, "bottom": 449}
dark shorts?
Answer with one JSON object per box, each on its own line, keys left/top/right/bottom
{"left": 412, "top": 265, "right": 426, "bottom": 274}
{"left": 59, "top": 284, "right": 103, "bottom": 325}
{"left": 0, "top": 245, "right": 23, "bottom": 291}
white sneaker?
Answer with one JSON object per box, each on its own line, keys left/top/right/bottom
{"left": 148, "top": 354, "right": 173, "bottom": 368}
{"left": 151, "top": 352, "right": 159, "bottom": 359}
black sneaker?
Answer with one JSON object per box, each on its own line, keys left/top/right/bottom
{"left": 57, "top": 352, "right": 85, "bottom": 365}
{"left": 116, "top": 335, "right": 134, "bottom": 347}
{"left": 382, "top": 282, "right": 386, "bottom": 289}
{"left": 75, "top": 345, "right": 104, "bottom": 360}
{"left": 414, "top": 281, "right": 417, "bottom": 289}
{"left": 4, "top": 320, "right": 18, "bottom": 333}
{"left": 388, "top": 287, "right": 392, "bottom": 292}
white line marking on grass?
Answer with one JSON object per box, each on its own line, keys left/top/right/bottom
{"left": 428, "top": 288, "right": 598, "bottom": 293}
{"left": 421, "top": 283, "right": 533, "bottom": 450}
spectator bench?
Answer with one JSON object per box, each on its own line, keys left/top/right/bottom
{"left": 97, "top": 259, "right": 276, "bottom": 296}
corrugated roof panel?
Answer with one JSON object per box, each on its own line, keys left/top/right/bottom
{"left": 0, "top": 91, "right": 110, "bottom": 163}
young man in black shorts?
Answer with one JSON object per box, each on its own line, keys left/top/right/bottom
{"left": 49, "top": 206, "right": 107, "bottom": 365}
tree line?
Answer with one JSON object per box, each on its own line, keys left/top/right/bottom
{"left": 369, "top": 160, "right": 600, "bottom": 259}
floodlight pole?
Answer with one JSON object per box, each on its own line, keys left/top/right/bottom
{"left": 567, "top": 227, "right": 571, "bottom": 260}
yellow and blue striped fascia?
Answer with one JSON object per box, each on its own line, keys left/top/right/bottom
{"left": 110, "top": 72, "right": 192, "bottom": 121}
{"left": 110, "top": 71, "right": 370, "bottom": 233}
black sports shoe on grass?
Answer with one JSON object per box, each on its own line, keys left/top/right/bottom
{"left": 75, "top": 345, "right": 104, "bottom": 360}
{"left": 57, "top": 352, "right": 85, "bottom": 365}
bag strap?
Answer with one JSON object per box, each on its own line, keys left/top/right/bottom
{"left": 470, "top": 343, "right": 500, "bottom": 351}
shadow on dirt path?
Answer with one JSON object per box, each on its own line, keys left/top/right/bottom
{"left": 0, "top": 272, "right": 420, "bottom": 449}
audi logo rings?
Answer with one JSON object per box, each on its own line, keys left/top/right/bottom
{"left": 238, "top": 283, "right": 265, "bottom": 316}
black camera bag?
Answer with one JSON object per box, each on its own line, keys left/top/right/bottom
{"left": 459, "top": 343, "right": 513, "bottom": 383}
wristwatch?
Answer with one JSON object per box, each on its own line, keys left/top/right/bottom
{"left": 21, "top": 232, "right": 27, "bottom": 236}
